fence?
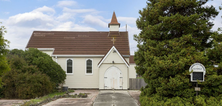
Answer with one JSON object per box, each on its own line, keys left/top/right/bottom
{"left": 129, "top": 78, "right": 147, "bottom": 90}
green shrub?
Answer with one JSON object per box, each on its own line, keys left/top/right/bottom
{"left": 140, "top": 94, "right": 222, "bottom": 106}
{"left": 2, "top": 69, "right": 53, "bottom": 99}
{"left": 2, "top": 55, "right": 54, "bottom": 99}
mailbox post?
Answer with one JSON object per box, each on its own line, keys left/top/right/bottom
{"left": 189, "top": 63, "right": 206, "bottom": 96}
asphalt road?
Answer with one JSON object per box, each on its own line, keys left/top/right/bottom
{"left": 93, "top": 90, "right": 139, "bottom": 106}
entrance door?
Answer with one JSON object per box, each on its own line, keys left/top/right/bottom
{"left": 104, "top": 66, "right": 123, "bottom": 89}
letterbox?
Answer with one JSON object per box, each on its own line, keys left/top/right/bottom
{"left": 189, "top": 63, "right": 206, "bottom": 82}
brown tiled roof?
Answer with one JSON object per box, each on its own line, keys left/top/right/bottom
{"left": 129, "top": 55, "right": 135, "bottom": 63}
{"left": 108, "top": 12, "right": 120, "bottom": 27}
{"left": 26, "top": 31, "right": 130, "bottom": 55}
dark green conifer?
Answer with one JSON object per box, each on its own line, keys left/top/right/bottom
{"left": 134, "top": 0, "right": 222, "bottom": 105}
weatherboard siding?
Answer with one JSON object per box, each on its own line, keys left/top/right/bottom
{"left": 57, "top": 57, "right": 100, "bottom": 88}
{"left": 129, "top": 64, "right": 136, "bottom": 78}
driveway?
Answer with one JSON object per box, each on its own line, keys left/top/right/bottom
{"left": 43, "top": 90, "right": 140, "bottom": 106}
{"left": 93, "top": 90, "right": 139, "bottom": 106}
{"left": 43, "top": 90, "right": 99, "bottom": 106}
{"left": 0, "top": 99, "right": 29, "bottom": 106}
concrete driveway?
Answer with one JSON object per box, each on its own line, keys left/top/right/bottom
{"left": 93, "top": 90, "right": 139, "bottom": 106}
{"left": 0, "top": 99, "right": 29, "bottom": 106}
{"left": 43, "top": 90, "right": 140, "bottom": 106}
{"left": 43, "top": 90, "right": 99, "bottom": 106}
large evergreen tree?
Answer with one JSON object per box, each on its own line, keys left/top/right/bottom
{"left": 134, "top": 0, "right": 222, "bottom": 105}
{"left": 0, "top": 23, "right": 9, "bottom": 88}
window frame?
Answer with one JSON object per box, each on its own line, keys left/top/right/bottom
{"left": 66, "top": 58, "right": 74, "bottom": 74}
{"left": 85, "top": 59, "right": 93, "bottom": 75}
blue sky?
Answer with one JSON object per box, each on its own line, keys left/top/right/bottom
{"left": 0, "top": 0, "right": 221, "bottom": 55}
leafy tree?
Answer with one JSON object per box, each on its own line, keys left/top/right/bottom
{"left": 0, "top": 23, "right": 10, "bottom": 88}
{"left": 24, "top": 48, "right": 66, "bottom": 87}
{"left": 8, "top": 48, "right": 66, "bottom": 87}
{"left": 134, "top": 0, "right": 222, "bottom": 105}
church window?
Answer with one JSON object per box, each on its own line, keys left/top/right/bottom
{"left": 67, "top": 59, "right": 73, "bottom": 74}
{"left": 86, "top": 59, "right": 93, "bottom": 75}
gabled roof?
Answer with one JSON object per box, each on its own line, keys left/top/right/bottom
{"left": 98, "top": 46, "right": 129, "bottom": 67}
{"left": 26, "top": 31, "right": 130, "bottom": 55}
{"left": 108, "top": 12, "right": 120, "bottom": 27}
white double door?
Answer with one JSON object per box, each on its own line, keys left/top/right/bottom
{"left": 104, "top": 67, "right": 123, "bottom": 89}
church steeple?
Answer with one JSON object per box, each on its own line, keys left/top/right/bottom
{"left": 108, "top": 12, "right": 120, "bottom": 31}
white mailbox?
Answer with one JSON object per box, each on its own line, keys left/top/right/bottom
{"left": 189, "top": 63, "right": 206, "bottom": 82}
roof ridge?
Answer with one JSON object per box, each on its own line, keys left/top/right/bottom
{"left": 108, "top": 11, "right": 120, "bottom": 27}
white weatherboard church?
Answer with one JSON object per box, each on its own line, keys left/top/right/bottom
{"left": 26, "top": 12, "right": 137, "bottom": 89}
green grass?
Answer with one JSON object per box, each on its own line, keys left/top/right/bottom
{"left": 21, "top": 92, "right": 66, "bottom": 106}
{"left": 68, "top": 89, "right": 75, "bottom": 93}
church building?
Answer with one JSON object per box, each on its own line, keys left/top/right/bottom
{"left": 26, "top": 12, "right": 137, "bottom": 89}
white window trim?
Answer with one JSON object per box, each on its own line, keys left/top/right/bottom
{"left": 66, "top": 58, "right": 74, "bottom": 74}
{"left": 85, "top": 59, "right": 93, "bottom": 75}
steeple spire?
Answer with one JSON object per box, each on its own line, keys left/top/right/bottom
{"left": 108, "top": 11, "right": 120, "bottom": 28}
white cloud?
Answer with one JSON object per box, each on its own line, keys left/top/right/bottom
{"left": 57, "top": 13, "right": 74, "bottom": 21}
{"left": 0, "top": 19, "right": 4, "bottom": 22}
{"left": 63, "top": 7, "right": 98, "bottom": 14}
{"left": 52, "top": 21, "right": 97, "bottom": 31}
{"left": 72, "top": 24, "right": 97, "bottom": 31}
{"left": 57, "top": 0, "right": 77, "bottom": 7}
{"left": 118, "top": 17, "right": 137, "bottom": 25}
{"left": 6, "top": 11, "right": 54, "bottom": 28}
{"left": 33, "top": 6, "right": 55, "bottom": 14}
{"left": 52, "top": 21, "right": 73, "bottom": 31}
{"left": 83, "top": 15, "right": 107, "bottom": 28}
{"left": 6, "top": 6, "right": 55, "bottom": 28}
{"left": 4, "top": 26, "right": 34, "bottom": 49}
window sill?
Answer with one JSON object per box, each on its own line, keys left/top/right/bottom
{"left": 66, "top": 73, "right": 73, "bottom": 76}
{"left": 85, "top": 73, "right": 93, "bottom": 76}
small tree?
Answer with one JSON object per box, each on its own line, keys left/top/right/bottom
{"left": 0, "top": 23, "right": 10, "bottom": 88}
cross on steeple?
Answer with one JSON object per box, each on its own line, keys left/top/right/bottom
{"left": 111, "top": 37, "right": 116, "bottom": 45}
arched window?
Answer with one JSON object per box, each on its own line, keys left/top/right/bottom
{"left": 67, "top": 59, "right": 73, "bottom": 73}
{"left": 86, "top": 59, "right": 92, "bottom": 74}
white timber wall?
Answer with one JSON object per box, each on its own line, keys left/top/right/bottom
{"left": 40, "top": 49, "right": 131, "bottom": 89}
{"left": 129, "top": 64, "right": 136, "bottom": 78}
{"left": 57, "top": 57, "right": 100, "bottom": 88}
